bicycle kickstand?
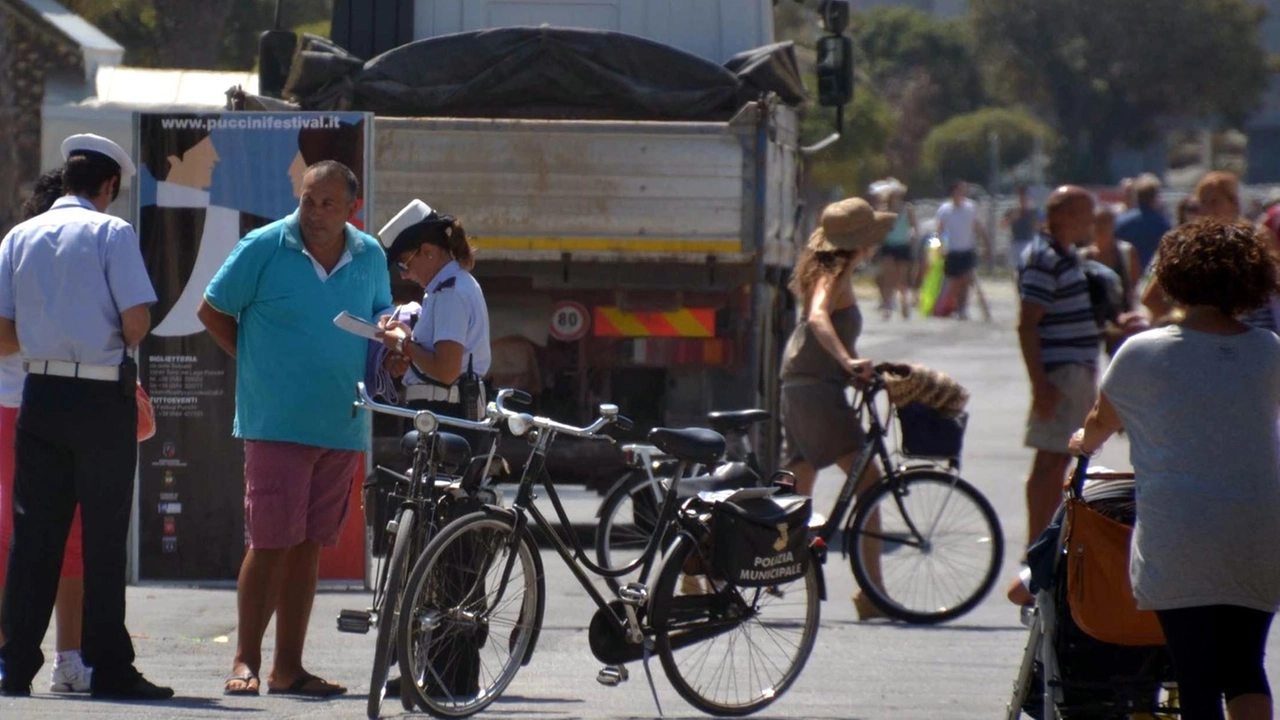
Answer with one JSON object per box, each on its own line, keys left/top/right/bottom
{"left": 642, "top": 639, "right": 663, "bottom": 718}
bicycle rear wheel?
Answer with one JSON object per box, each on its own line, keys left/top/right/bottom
{"left": 595, "top": 470, "right": 666, "bottom": 581}
{"left": 397, "top": 512, "right": 540, "bottom": 718}
{"left": 849, "top": 470, "right": 1003, "bottom": 624}
{"left": 368, "top": 507, "right": 415, "bottom": 719}
{"left": 650, "top": 533, "right": 820, "bottom": 716}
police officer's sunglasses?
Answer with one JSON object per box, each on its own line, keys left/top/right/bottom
{"left": 394, "top": 246, "right": 422, "bottom": 273}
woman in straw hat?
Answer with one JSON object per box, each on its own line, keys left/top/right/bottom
{"left": 871, "top": 178, "right": 918, "bottom": 320}
{"left": 780, "top": 197, "right": 895, "bottom": 619}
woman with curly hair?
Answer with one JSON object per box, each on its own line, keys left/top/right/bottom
{"left": 780, "top": 197, "right": 893, "bottom": 618}
{"left": 1071, "top": 218, "right": 1280, "bottom": 720}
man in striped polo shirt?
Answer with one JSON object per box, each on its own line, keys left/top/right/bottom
{"left": 1018, "top": 186, "right": 1102, "bottom": 547}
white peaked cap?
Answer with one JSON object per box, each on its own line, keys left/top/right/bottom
{"left": 378, "top": 199, "right": 435, "bottom": 250}
{"left": 61, "top": 133, "right": 136, "bottom": 179}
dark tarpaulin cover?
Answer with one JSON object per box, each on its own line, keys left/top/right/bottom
{"left": 280, "top": 27, "right": 805, "bottom": 121}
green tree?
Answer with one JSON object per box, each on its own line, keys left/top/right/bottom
{"left": 853, "top": 8, "right": 984, "bottom": 186}
{"left": 972, "top": 0, "right": 1269, "bottom": 183}
{"left": 60, "top": 0, "right": 332, "bottom": 70}
{"left": 920, "top": 106, "right": 1060, "bottom": 189}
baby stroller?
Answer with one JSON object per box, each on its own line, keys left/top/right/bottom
{"left": 1006, "top": 458, "right": 1179, "bottom": 719}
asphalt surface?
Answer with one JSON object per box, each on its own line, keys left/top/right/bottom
{"left": 5, "top": 279, "right": 1272, "bottom": 719}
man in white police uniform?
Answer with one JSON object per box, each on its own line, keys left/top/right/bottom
{"left": 0, "top": 135, "right": 172, "bottom": 700}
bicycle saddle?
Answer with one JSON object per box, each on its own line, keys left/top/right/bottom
{"left": 705, "top": 409, "right": 770, "bottom": 434}
{"left": 648, "top": 427, "right": 725, "bottom": 466}
{"left": 400, "top": 430, "right": 472, "bottom": 470}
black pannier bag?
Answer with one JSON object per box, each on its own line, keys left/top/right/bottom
{"left": 896, "top": 402, "right": 967, "bottom": 459}
{"left": 711, "top": 495, "right": 812, "bottom": 587}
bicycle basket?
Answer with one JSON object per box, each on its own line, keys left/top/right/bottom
{"left": 895, "top": 402, "right": 967, "bottom": 459}
{"left": 711, "top": 495, "right": 812, "bottom": 587}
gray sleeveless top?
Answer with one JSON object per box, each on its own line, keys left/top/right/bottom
{"left": 780, "top": 304, "right": 863, "bottom": 381}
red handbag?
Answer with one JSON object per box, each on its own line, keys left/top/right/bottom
{"left": 136, "top": 382, "right": 155, "bottom": 442}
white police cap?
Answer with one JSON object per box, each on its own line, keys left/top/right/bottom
{"left": 378, "top": 199, "right": 435, "bottom": 251}
{"left": 61, "top": 133, "right": 136, "bottom": 179}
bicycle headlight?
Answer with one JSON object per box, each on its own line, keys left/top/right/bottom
{"left": 506, "top": 413, "right": 531, "bottom": 437}
{"left": 413, "top": 411, "right": 438, "bottom": 435}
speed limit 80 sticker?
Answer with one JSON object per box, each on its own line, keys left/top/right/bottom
{"left": 549, "top": 301, "right": 590, "bottom": 341}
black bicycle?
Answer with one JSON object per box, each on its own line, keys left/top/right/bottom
{"left": 343, "top": 382, "right": 508, "bottom": 719}
{"left": 394, "top": 397, "right": 823, "bottom": 717}
{"left": 596, "top": 372, "right": 1004, "bottom": 624}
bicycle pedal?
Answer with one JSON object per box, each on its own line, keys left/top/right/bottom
{"left": 336, "top": 609, "right": 372, "bottom": 634}
{"left": 619, "top": 583, "right": 649, "bottom": 605}
{"left": 597, "top": 665, "right": 629, "bottom": 686}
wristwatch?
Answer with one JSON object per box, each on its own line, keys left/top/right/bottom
{"left": 396, "top": 336, "right": 407, "bottom": 354}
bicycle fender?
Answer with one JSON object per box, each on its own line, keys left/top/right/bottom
{"left": 522, "top": 524, "right": 547, "bottom": 666}
{"left": 809, "top": 544, "right": 828, "bottom": 602}
{"left": 475, "top": 506, "right": 547, "bottom": 666}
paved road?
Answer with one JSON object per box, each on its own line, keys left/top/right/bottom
{"left": 3, "top": 281, "right": 1267, "bottom": 719}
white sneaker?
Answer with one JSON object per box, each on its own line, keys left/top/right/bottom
{"left": 50, "top": 655, "right": 92, "bottom": 693}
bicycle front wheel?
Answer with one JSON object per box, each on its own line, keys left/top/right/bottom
{"left": 397, "top": 512, "right": 540, "bottom": 718}
{"left": 650, "top": 533, "right": 820, "bottom": 716}
{"left": 850, "top": 470, "right": 1003, "bottom": 624}
{"left": 368, "top": 507, "right": 415, "bottom": 719}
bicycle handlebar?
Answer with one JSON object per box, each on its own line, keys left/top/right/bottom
{"left": 489, "top": 391, "right": 630, "bottom": 440}
{"left": 352, "top": 381, "right": 501, "bottom": 434}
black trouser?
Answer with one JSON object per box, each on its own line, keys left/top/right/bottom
{"left": 1156, "top": 604, "right": 1275, "bottom": 720}
{"left": 0, "top": 375, "right": 139, "bottom": 691}
{"left": 407, "top": 397, "right": 487, "bottom": 697}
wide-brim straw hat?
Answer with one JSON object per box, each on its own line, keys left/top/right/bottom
{"left": 808, "top": 197, "right": 898, "bottom": 252}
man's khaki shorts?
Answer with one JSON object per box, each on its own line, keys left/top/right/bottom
{"left": 1024, "top": 364, "right": 1098, "bottom": 455}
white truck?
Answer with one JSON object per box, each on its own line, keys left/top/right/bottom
{"left": 240, "top": 0, "right": 851, "bottom": 479}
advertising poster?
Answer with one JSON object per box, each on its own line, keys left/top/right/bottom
{"left": 135, "top": 112, "right": 372, "bottom": 580}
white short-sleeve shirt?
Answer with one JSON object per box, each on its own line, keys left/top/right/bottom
{"left": 405, "top": 260, "right": 491, "bottom": 385}
{"left": 935, "top": 198, "right": 979, "bottom": 253}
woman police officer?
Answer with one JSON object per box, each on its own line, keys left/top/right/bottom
{"left": 375, "top": 199, "right": 492, "bottom": 700}
{"left": 377, "top": 200, "right": 491, "bottom": 435}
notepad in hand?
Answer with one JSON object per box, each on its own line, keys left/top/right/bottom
{"left": 333, "top": 311, "right": 383, "bottom": 340}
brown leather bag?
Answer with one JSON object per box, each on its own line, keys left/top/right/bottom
{"left": 1064, "top": 498, "right": 1165, "bottom": 646}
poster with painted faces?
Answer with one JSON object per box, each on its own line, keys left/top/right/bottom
{"left": 134, "top": 112, "right": 372, "bottom": 581}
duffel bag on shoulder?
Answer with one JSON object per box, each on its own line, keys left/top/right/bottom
{"left": 711, "top": 495, "right": 812, "bottom": 587}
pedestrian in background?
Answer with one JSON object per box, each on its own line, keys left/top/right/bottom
{"left": 0, "top": 169, "right": 91, "bottom": 695}
{"left": 1142, "top": 172, "right": 1276, "bottom": 325}
{"left": 778, "top": 197, "right": 892, "bottom": 619}
{"left": 1017, "top": 186, "right": 1103, "bottom": 548}
{"left": 0, "top": 134, "right": 170, "bottom": 699}
{"left": 870, "top": 178, "right": 917, "bottom": 320}
{"left": 199, "top": 160, "right": 394, "bottom": 698}
{"left": 1114, "top": 173, "right": 1171, "bottom": 273}
{"left": 934, "top": 180, "right": 989, "bottom": 319}
{"left": 1071, "top": 217, "right": 1280, "bottom": 720}
{"left": 1003, "top": 183, "right": 1039, "bottom": 273}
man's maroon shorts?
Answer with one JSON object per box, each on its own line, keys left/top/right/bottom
{"left": 243, "top": 440, "right": 361, "bottom": 550}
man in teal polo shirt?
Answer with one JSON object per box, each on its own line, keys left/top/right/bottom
{"left": 198, "top": 160, "right": 393, "bottom": 698}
